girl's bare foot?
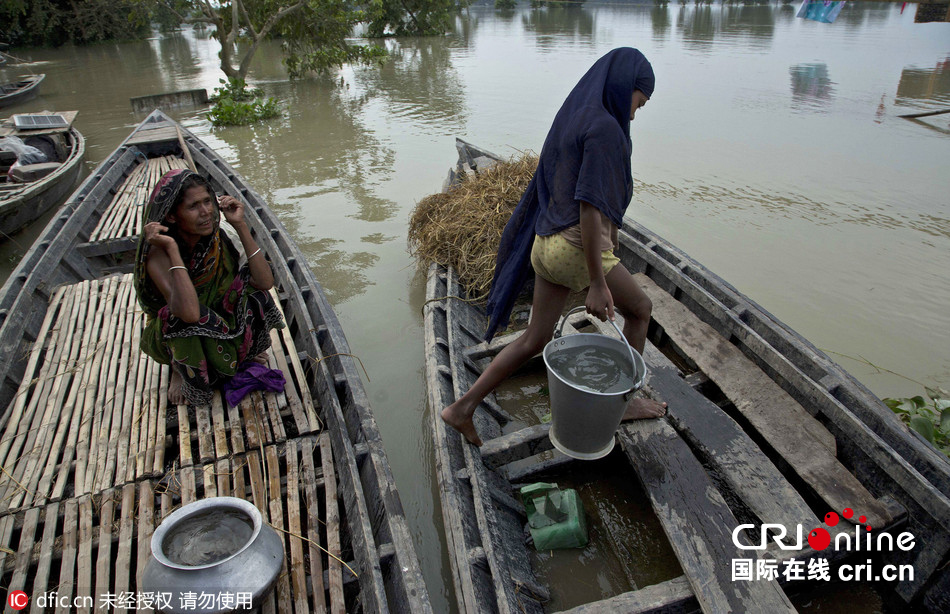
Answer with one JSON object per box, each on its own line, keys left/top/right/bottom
{"left": 441, "top": 402, "right": 483, "bottom": 447}
{"left": 169, "top": 369, "right": 185, "bottom": 406}
{"left": 622, "top": 397, "right": 667, "bottom": 420}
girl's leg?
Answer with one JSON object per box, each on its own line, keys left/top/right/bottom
{"left": 442, "top": 274, "right": 571, "bottom": 446}
{"left": 604, "top": 263, "right": 667, "bottom": 419}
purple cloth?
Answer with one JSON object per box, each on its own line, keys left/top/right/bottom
{"left": 223, "top": 362, "right": 286, "bottom": 407}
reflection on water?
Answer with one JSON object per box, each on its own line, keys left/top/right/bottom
{"left": 897, "top": 56, "right": 950, "bottom": 106}
{"left": 294, "top": 237, "right": 379, "bottom": 305}
{"left": 522, "top": 3, "right": 596, "bottom": 49}
{"left": 790, "top": 63, "right": 836, "bottom": 112}
{"left": 354, "top": 40, "right": 468, "bottom": 132}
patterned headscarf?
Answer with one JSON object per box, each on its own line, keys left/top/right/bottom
{"left": 134, "top": 169, "right": 225, "bottom": 318}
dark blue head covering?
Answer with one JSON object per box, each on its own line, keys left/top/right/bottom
{"left": 484, "top": 48, "right": 655, "bottom": 340}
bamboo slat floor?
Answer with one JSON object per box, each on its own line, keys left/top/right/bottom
{"left": 0, "top": 274, "right": 322, "bottom": 519}
{"left": 0, "top": 271, "right": 338, "bottom": 610}
{"left": 0, "top": 433, "right": 347, "bottom": 613}
{"left": 88, "top": 155, "right": 189, "bottom": 243}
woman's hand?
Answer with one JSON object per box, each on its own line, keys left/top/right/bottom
{"left": 218, "top": 195, "right": 245, "bottom": 226}
{"left": 586, "top": 279, "right": 615, "bottom": 321}
{"left": 144, "top": 221, "right": 177, "bottom": 252}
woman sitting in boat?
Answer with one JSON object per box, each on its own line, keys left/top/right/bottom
{"left": 442, "top": 47, "right": 667, "bottom": 446}
{"left": 134, "top": 169, "right": 284, "bottom": 406}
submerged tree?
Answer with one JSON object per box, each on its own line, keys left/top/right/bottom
{"left": 156, "top": 0, "right": 383, "bottom": 80}
{"left": 155, "top": 0, "right": 465, "bottom": 81}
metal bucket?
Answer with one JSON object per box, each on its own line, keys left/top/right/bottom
{"left": 543, "top": 306, "right": 646, "bottom": 460}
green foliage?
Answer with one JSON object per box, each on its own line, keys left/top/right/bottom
{"left": 0, "top": 0, "right": 152, "bottom": 47}
{"left": 495, "top": 0, "right": 517, "bottom": 8}
{"left": 365, "top": 0, "right": 468, "bottom": 37}
{"left": 275, "top": 0, "right": 389, "bottom": 79}
{"left": 885, "top": 387, "right": 950, "bottom": 457}
{"left": 207, "top": 78, "right": 280, "bottom": 126}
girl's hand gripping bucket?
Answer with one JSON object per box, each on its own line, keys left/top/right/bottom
{"left": 543, "top": 306, "right": 646, "bottom": 460}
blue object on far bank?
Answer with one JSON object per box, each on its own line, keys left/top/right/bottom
{"left": 797, "top": 0, "right": 845, "bottom": 23}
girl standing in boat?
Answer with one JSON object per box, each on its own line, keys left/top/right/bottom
{"left": 442, "top": 47, "right": 667, "bottom": 446}
{"left": 134, "top": 169, "right": 284, "bottom": 405}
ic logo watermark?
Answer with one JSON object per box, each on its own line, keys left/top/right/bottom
{"left": 7, "top": 591, "right": 28, "bottom": 611}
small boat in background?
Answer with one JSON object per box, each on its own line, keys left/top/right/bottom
{"left": 0, "top": 74, "right": 45, "bottom": 108}
{"left": 0, "top": 110, "right": 84, "bottom": 237}
{"left": 425, "top": 139, "right": 950, "bottom": 614}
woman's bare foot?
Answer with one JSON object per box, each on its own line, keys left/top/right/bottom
{"left": 441, "top": 401, "right": 483, "bottom": 447}
{"left": 168, "top": 369, "right": 185, "bottom": 406}
{"left": 252, "top": 352, "right": 269, "bottom": 365}
{"left": 622, "top": 397, "right": 667, "bottom": 421}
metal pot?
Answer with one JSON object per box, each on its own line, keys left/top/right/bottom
{"left": 142, "top": 497, "right": 284, "bottom": 614}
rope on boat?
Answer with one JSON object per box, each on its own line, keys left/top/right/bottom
{"left": 421, "top": 293, "right": 488, "bottom": 314}
{"left": 309, "top": 352, "right": 371, "bottom": 384}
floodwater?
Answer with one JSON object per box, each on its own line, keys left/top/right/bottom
{"left": 1, "top": 1, "right": 948, "bottom": 611}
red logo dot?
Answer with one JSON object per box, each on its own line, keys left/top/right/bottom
{"left": 867, "top": 525, "right": 872, "bottom": 531}
{"left": 842, "top": 508, "right": 853, "bottom": 519}
{"left": 8, "top": 591, "right": 28, "bottom": 610}
{"left": 808, "top": 528, "right": 831, "bottom": 550}
{"left": 824, "top": 511, "right": 839, "bottom": 526}
{"left": 859, "top": 515, "right": 867, "bottom": 524}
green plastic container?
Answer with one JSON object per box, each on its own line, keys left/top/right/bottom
{"left": 520, "top": 482, "right": 588, "bottom": 550}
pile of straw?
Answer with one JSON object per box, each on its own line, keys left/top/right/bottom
{"left": 409, "top": 153, "right": 538, "bottom": 297}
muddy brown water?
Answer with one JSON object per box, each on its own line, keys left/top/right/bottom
{"left": 1, "top": 3, "right": 947, "bottom": 611}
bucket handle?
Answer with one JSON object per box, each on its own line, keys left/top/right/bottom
{"left": 553, "top": 306, "right": 641, "bottom": 393}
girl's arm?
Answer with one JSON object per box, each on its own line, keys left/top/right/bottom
{"left": 580, "top": 201, "right": 614, "bottom": 321}
{"left": 144, "top": 222, "right": 202, "bottom": 322}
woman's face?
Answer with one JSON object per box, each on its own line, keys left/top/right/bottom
{"left": 168, "top": 185, "right": 216, "bottom": 240}
{"left": 630, "top": 90, "right": 649, "bottom": 120}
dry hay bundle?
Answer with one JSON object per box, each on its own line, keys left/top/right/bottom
{"left": 409, "top": 153, "right": 538, "bottom": 297}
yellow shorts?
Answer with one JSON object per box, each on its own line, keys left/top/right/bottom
{"left": 530, "top": 233, "right": 620, "bottom": 292}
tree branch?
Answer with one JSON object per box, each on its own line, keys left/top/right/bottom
{"left": 158, "top": 0, "right": 214, "bottom": 25}
{"left": 257, "top": 1, "right": 308, "bottom": 39}
{"left": 237, "top": 0, "right": 259, "bottom": 39}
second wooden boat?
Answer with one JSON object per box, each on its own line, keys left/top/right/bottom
{"left": 424, "top": 139, "right": 950, "bottom": 614}
{"left": 0, "top": 74, "right": 44, "bottom": 108}
{"left": 0, "top": 110, "right": 85, "bottom": 236}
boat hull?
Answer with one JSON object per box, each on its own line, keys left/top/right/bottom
{"left": 425, "top": 139, "right": 950, "bottom": 613}
{"left": 0, "top": 126, "right": 85, "bottom": 236}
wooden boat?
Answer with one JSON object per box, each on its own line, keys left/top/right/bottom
{"left": 0, "top": 74, "right": 44, "bottom": 108}
{"left": 424, "top": 139, "right": 950, "bottom": 613}
{"left": 0, "top": 110, "right": 85, "bottom": 236}
{"left": 0, "top": 110, "right": 431, "bottom": 612}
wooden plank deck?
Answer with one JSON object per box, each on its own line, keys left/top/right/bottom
{"left": 634, "top": 273, "right": 894, "bottom": 529}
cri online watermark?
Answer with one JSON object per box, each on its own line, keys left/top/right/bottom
{"left": 731, "top": 507, "right": 916, "bottom": 583}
